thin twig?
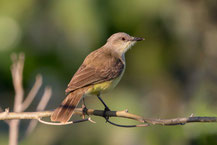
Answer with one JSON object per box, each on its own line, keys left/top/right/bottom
{"left": 38, "top": 117, "right": 94, "bottom": 125}
{"left": 0, "top": 107, "right": 10, "bottom": 125}
{"left": 36, "top": 87, "right": 52, "bottom": 111}
{"left": 11, "top": 53, "right": 25, "bottom": 113}
{"left": 21, "top": 75, "right": 43, "bottom": 111}
{"left": 106, "top": 120, "right": 139, "bottom": 128}
{"left": 25, "top": 87, "right": 52, "bottom": 135}
{"left": 38, "top": 118, "right": 73, "bottom": 125}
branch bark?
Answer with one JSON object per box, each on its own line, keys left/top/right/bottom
{"left": 0, "top": 108, "right": 216, "bottom": 127}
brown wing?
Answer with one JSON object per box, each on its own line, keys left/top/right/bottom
{"left": 65, "top": 48, "right": 124, "bottom": 93}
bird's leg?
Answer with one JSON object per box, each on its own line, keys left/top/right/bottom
{"left": 96, "top": 94, "right": 140, "bottom": 127}
{"left": 81, "top": 98, "right": 88, "bottom": 119}
{"left": 82, "top": 98, "right": 87, "bottom": 107}
{"left": 97, "top": 94, "right": 110, "bottom": 111}
{"left": 97, "top": 94, "right": 110, "bottom": 122}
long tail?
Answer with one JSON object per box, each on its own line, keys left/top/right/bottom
{"left": 51, "top": 88, "right": 87, "bottom": 123}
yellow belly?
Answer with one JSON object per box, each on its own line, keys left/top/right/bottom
{"left": 86, "top": 63, "right": 125, "bottom": 95}
{"left": 86, "top": 74, "right": 123, "bottom": 95}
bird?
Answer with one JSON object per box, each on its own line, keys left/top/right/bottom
{"left": 51, "top": 32, "right": 144, "bottom": 123}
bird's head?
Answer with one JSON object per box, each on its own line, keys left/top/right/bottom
{"left": 105, "top": 32, "right": 144, "bottom": 57}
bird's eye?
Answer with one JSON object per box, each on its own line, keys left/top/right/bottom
{"left": 122, "top": 37, "right": 126, "bottom": 41}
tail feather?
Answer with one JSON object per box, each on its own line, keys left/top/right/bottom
{"left": 51, "top": 88, "right": 87, "bottom": 123}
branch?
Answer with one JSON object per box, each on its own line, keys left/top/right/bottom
{"left": 25, "top": 87, "right": 52, "bottom": 135}
{"left": 21, "top": 75, "right": 43, "bottom": 111}
{"left": 10, "top": 53, "right": 25, "bottom": 145}
{"left": 0, "top": 108, "right": 216, "bottom": 127}
{"left": 7, "top": 53, "right": 52, "bottom": 145}
{"left": 38, "top": 117, "right": 95, "bottom": 125}
{"left": 0, "top": 107, "right": 10, "bottom": 125}
{"left": 11, "top": 53, "right": 25, "bottom": 112}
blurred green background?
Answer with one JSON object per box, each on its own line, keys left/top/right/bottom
{"left": 0, "top": 0, "right": 217, "bottom": 145}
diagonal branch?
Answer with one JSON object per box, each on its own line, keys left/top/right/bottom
{"left": 25, "top": 87, "right": 52, "bottom": 135}
{"left": 21, "top": 75, "right": 43, "bottom": 111}
{"left": 35, "top": 87, "right": 52, "bottom": 111}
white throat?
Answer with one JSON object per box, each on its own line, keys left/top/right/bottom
{"left": 121, "top": 53, "right": 126, "bottom": 64}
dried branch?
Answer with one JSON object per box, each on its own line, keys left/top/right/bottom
{"left": 9, "top": 53, "right": 25, "bottom": 145}
{"left": 25, "top": 87, "right": 52, "bottom": 135}
{"left": 36, "top": 87, "right": 52, "bottom": 111}
{"left": 0, "top": 108, "right": 216, "bottom": 127}
{"left": 0, "top": 107, "right": 10, "bottom": 125}
{"left": 21, "top": 75, "right": 43, "bottom": 111}
{"left": 37, "top": 117, "right": 94, "bottom": 125}
{"left": 11, "top": 53, "right": 25, "bottom": 112}
{"left": 7, "top": 53, "right": 52, "bottom": 145}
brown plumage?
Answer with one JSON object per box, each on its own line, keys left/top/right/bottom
{"left": 50, "top": 87, "right": 88, "bottom": 123}
{"left": 51, "top": 32, "right": 144, "bottom": 123}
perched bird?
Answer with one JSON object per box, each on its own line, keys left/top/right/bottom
{"left": 51, "top": 32, "right": 144, "bottom": 123}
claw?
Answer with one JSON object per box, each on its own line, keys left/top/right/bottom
{"left": 96, "top": 94, "right": 111, "bottom": 122}
{"left": 81, "top": 98, "right": 88, "bottom": 119}
{"left": 81, "top": 104, "right": 86, "bottom": 119}
{"left": 103, "top": 107, "right": 111, "bottom": 122}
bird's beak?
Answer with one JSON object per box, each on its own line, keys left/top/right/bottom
{"left": 131, "top": 37, "right": 145, "bottom": 41}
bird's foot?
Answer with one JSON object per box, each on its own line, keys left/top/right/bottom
{"left": 81, "top": 98, "right": 88, "bottom": 119}
{"left": 103, "top": 106, "right": 111, "bottom": 122}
